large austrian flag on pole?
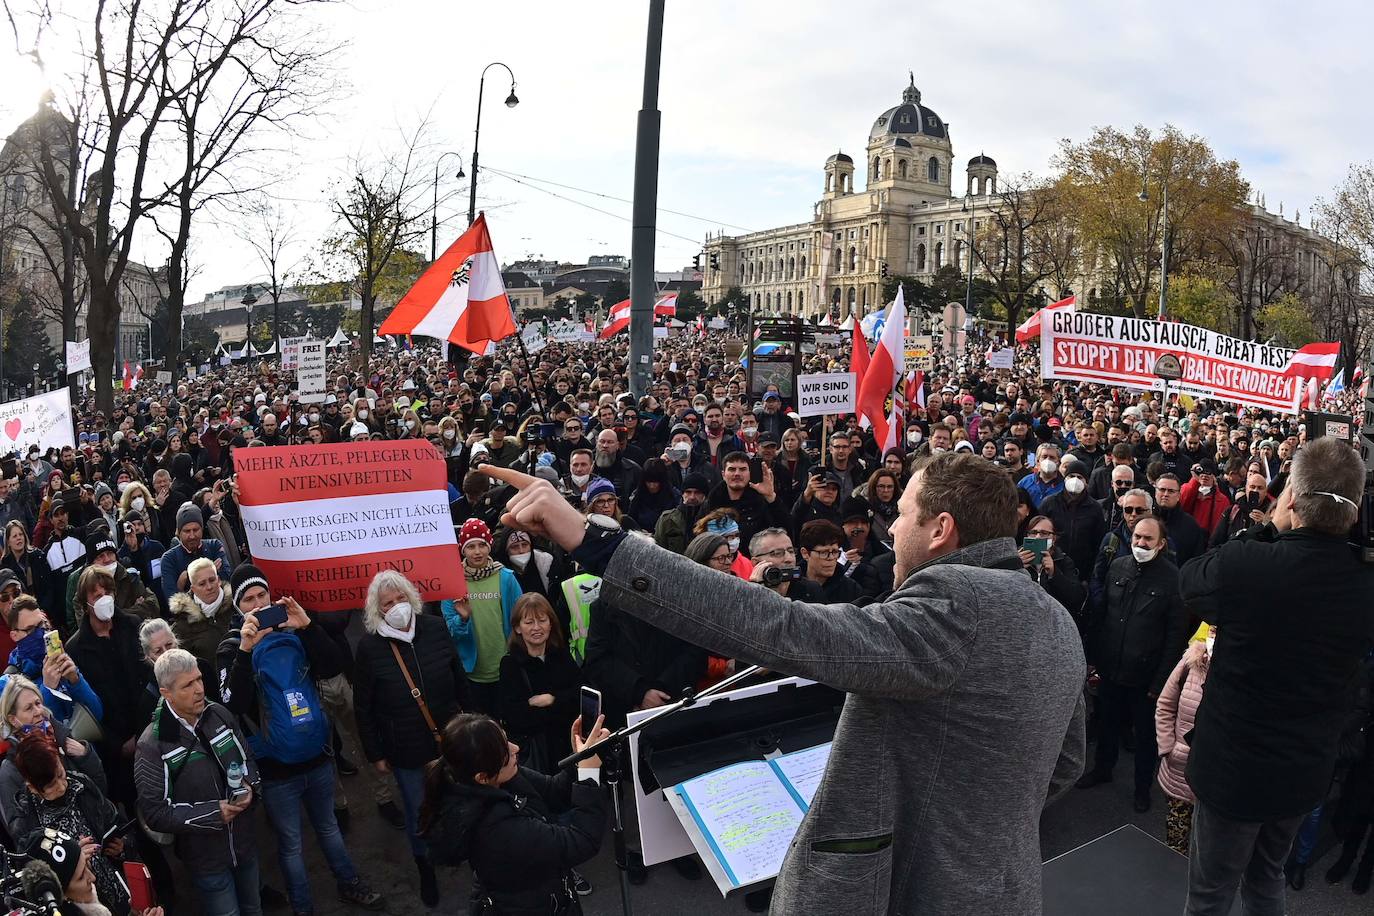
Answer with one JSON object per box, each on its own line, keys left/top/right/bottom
{"left": 380, "top": 213, "right": 516, "bottom": 355}
{"left": 235, "top": 442, "right": 464, "bottom": 611}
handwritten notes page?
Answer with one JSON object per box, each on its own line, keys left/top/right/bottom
{"left": 673, "top": 743, "right": 833, "bottom": 888}
{"left": 771, "top": 743, "right": 831, "bottom": 809}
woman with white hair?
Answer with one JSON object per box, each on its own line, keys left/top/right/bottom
{"left": 169, "top": 557, "right": 237, "bottom": 666}
{"left": 353, "top": 570, "right": 467, "bottom": 908}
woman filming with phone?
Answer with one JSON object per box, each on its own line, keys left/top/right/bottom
{"left": 1019, "top": 517, "right": 1086, "bottom": 624}
{"left": 420, "top": 712, "right": 610, "bottom": 916}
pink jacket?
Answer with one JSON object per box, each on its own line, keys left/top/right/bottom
{"left": 1155, "top": 640, "right": 1211, "bottom": 802}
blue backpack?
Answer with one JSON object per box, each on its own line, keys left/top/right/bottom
{"left": 246, "top": 631, "right": 330, "bottom": 765}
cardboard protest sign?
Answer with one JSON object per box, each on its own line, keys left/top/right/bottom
{"left": 235, "top": 441, "right": 463, "bottom": 611}
{"left": 65, "top": 340, "right": 91, "bottom": 375}
{"left": 0, "top": 389, "right": 75, "bottom": 456}
{"left": 796, "top": 372, "right": 856, "bottom": 417}
{"left": 296, "top": 339, "right": 326, "bottom": 403}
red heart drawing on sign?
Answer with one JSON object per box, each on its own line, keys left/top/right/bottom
{"left": 3, "top": 419, "right": 20, "bottom": 441}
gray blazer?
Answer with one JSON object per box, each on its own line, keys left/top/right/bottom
{"left": 601, "top": 535, "right": 1086, "bottom": 916}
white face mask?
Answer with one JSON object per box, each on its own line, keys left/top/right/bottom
{"left": 571, "top": 473, "right": 590, "bottom": 486}
{"left": 1040, "top": 458, "right": 1059, "bottom": 476}
{"left": 406, "top": 420, "right": 416, "bottom": 430}
{"left": 1132, "top": 545, "right": 1158, "bottom": 564}
{"left": 1064, "top": 477, "right": 1085, "bottom": 495}
{"left": 1198, "top": 485, "right": 1212, "bottom": 496}
{"left": 93, "top": 563, "right": 117, "bottom": 577}
{"left": 508, "top": 551, "right": 531, "bottom": 570}
{"left": 309, "top": 413, "right": 320, "bottom": 423}
{"left": 384, "top": 602, "right": 413, "bottom": 629}
{"left": 907, "top": 431, "right": 922, "bottom": 445}
{"left": 726, "top": 537, "right": 740, "bottom": 554}
{"left": 131, "top": 496, "right": 146, "bottom": 511}
{"left": 357, "top": 410, "right": 369, "bottom": 420}
{"left": 443, "top": 429, "right": 456, "bottom": 440}
{"left": 92, "top": 594, "right": 115, "bottom": 621}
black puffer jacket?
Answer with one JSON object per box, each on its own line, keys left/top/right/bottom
{"left": 582, "top": 600, "right": 707, "bottom": 727}
{"left": 1090, "top": 554, "right": 1188, "bottom": 695}
{"left": 354, "top": 614, "right": 469, "bottom": 769}
{"left": 424, "top": 766, "right": 605, "bottom": 916}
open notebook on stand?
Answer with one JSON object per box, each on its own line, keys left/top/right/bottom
{"left": 666, "top": 743, "right": 831, "bottom": 895}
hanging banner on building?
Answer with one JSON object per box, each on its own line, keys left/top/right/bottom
{"left": 235, "top": 441, "right": 463, "bottom": 611}
{"left": 296, "top": 338, "right": 327, "bottom": 403}
{"left": 0, "top": 389, "right": 75, "bottom": 455}
{"left": 65, "top": 340, "right": 91, "bottom": 375}
{"left": 1041, "top": 310, "right": 1303, "bottom": 412}
{"left": 796, "top": 372, "right": 856, "bottom": 417}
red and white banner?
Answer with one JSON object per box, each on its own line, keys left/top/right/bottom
{"left": 1041, "top": 310, "right": 1327, "bottom": 413}
{"left": 235, "top": 442, "right": 463, "bottom": 611}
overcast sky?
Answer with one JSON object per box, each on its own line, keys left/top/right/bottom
{"left": 3, "top": 0, "right": 1372, "bottom": 304}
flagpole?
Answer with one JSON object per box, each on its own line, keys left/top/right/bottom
{"left": 513, "top": 328, "right": 546, "bottom": 419}
{"left": 627, "top": 0, "right": 665, "bottom": 399}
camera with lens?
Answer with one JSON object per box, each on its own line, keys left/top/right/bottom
{"left": 761, "top": 565, "right": 802, "bottom": 587}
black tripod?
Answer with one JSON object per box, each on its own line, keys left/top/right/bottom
{"left": 559, "top": 664, "right": 766, "bottom": 916}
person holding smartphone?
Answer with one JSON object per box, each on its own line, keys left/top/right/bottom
{"left": 419, "top": 712, "right": 609, "bottom": 915}
{"left": 1018, "top": 517, "right": 1086, "bottom": 626}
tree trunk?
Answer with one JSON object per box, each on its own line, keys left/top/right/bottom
{"left": 357, "top": 286, "right": 374, "bottom": 371}
{"left": 89, "top": 284, "right": 119, "bottom": 414}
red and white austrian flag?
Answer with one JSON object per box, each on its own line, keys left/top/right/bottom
{"left": 235, "top": 442, "right": 464, "bottom": 611}
{"left": 1281, "top": 342, "right": 1340, "bottom": 380}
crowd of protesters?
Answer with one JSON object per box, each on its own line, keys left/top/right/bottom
{"left": 0, "top": 321, "right": 1368, "bottom": 916}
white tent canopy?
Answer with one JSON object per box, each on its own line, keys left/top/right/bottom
{"left": 839, "top": 315, "right": 855, "bottom": 331}
{"left": 327, "top": 327, "right": 349, "bottom": 348}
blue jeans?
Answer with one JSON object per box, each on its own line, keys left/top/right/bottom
{"left": 1293, "top": 804, "right": 1324, "bottom": 864}
{"left": 261, "top": 759, "right": 360, "bottom": 913}
{"left": 191, "top": 854, "right": 262, "bottom": 916}
{"left": 392, "top": 765, "right": 427, "bottom": 857}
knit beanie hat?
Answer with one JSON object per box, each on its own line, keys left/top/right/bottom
{"left": 230, "top": 563, "right": 270, "bottom": 610}
{"left": 583, "top": 477, "right": 617, "bottom": 506}
{"left": 85, "top": 531, "right": 117, "bottom": 561}
{"left": 458, "top": 518, "right": 493, "bottom": 552}
{"left": 682, "top": 471, "right": 711, "bottom": 495}
{"left": 175, "top": 501, "right": 203, "bottom": 533}
{"left": 26, "top": 827, "right": 82, "bottom": 891}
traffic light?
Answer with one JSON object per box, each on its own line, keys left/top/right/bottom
{"left": 710, "top": 253, "right": 720, "bottom": 271}
{"left": 693, "top": 254, "right": 701, "bottom": 271}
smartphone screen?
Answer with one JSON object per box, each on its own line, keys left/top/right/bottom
{"left": 46, "top": 630, "right": 63, "bottom": 657}
{"left": 579, "top": 686, "right": 602, "bottom": 741}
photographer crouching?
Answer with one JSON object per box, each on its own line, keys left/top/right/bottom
{"left": 1180, "top": 436, "right": 1374, "bottom": 914}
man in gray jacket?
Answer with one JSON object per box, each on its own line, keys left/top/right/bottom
{"left": 485, "top": 452, "right": 1086, "bottom": 916}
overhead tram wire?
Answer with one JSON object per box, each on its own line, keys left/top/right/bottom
{"left": 480, "top": 169, "right": 709, "bottom": 248}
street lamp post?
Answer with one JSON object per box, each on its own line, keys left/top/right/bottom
{"left": 1139, "top": 168, "right": 1170, "bottom": 319}
{"left": 31, "top": 363, "right": 39, "bottom": 395}
{"left": 431, "top": 153, "right": 467, "bottom": 262}
{"left": 468, "top": 63, "right": 519, "bottom": 227}
{"left": 962, "top": 193, "right": 975, "bottom": 322}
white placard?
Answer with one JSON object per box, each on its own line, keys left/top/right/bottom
{"left": 280, "top": 336, "right": 307, "bottom": 370}
{"left": 155, "top": 370, "right": 172, "bottom": 384}
{"left": 795, "top": 372, "right": 856, "bottom": 417}
{"left": 986, "top": 347, "right": 1014, "bottom": 370}
{"left": 297, "top": 338, "right": 326, "bottom": 403}
{"left": 0, "top": 389, "right": 75, "bottom": 454}
{"left": 64, "top": 340, "right": 91, "bottom": 375}
{"left": 521, "top": 323, "right": 547, "bottom": 354}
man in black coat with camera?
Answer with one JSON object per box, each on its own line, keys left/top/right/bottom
{"left": 1180, "top": 437, "right": 1374, "bottom": 915}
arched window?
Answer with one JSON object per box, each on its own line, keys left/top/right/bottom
{"left": 788, "top": 257, "right": 795, "bottom": 279}
{"left": 746, "top": 262, "right": 753, "bottom": 282}
{"left": 800, "top": 255, "right": 807, "bottom": 276}
{"left": 785, "top": 291, "right": 793, "bottom": 311}
{"left": 953, "top": 240, "right": 963, "bottom": 270}
{"left": 898, "top": 159, "right": 907, "bottom": 179}
{"left": 778, "top": 257, "right": 785, "bottom": 277}
{"left": 872, "top": 156, "right": 880, "bottom": 180}
{"left": 825, "top": 173, "right": 832, "bottom": 193}
{"left": 834, "top": 248, "right": 843, "bottom": 272}
{"left": 927, "top": 157, "right": 939, "bottom": 181}
{"left": 849, "top": 247, "right": 857, "bottom": 271}
{"left": 934, "top": 241, "right": 943, "bottom": 269}
{"left": 847, "top": 286, "right": 857, "bottom": 310}
{"left": 798, "top": 290, "right": 804, "bottom": 310}
{"left": 916, "top": 243, "right": 927, "bottom": 271}
{"left": 831, "top": 287, "right": 842, "bottom": 309}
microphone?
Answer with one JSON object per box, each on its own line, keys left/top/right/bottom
{"left": 17, "top": 860, "right": 63, "bottom": 916}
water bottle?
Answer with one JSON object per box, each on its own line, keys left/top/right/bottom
{"left": 226, "top": 761, "right": 244, "bottom": 795}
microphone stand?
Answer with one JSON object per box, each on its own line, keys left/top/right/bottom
{"left": 559, "top": 663, "right": 766, "bottom": 916}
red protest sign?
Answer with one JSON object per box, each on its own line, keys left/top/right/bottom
{"left": 235, "top": 441, "right": 464, "bottom": 611}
